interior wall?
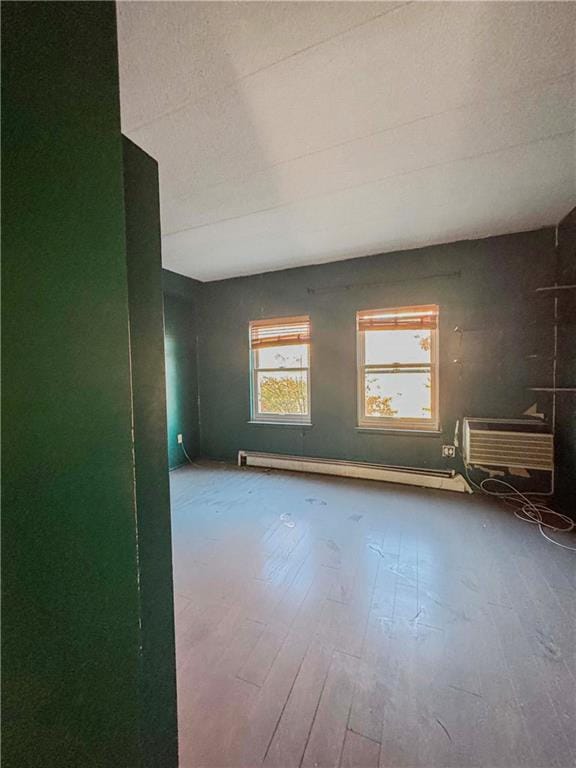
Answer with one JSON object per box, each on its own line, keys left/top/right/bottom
{"left": 163, "top": 270, "right": 202, "bottom": 468}
{"left": 1, "top": 4, "right": 142, "bottom": 765}
{"left": 195, "top": 229, "right": 559, "bottom": 475}
{"left": 123, "top": 138, "right": 178, "bottom": 768}
{"left": 553, "top": 207, "right": 576, "bottom": 515}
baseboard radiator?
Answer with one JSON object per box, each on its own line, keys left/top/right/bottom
{"left": 238, "top": 451, "right": 472, "bottom": 493}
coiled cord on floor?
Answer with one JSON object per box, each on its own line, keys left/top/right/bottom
{"left": 465, "top": 470, "right": 576, "bottom": 551}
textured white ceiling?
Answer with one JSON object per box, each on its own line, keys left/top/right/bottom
{"left": 118, "top": 2, "right": 576, "bottom": 281}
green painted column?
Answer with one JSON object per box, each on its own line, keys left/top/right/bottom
{"left": 554, "top": 208, "right": 576, "bottom": 517}
{"left": 163, "top": 270, "right": 202, "bottom": 469}
{"left": 123, "top": 137, "right": 179, "bottom": 767}
{"left": 1, "top": 3, "right": 172, "bottom": 766}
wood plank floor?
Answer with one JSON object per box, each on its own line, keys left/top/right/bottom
{"left": 170, "top": 461, "right": 576, "bottom": 768}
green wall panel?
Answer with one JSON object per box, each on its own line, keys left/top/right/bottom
{"left": 553, "top": 208, "right": 576, "bottom": 516}
{"left": 1, "top": 3, "right": 141, "bottom": 766}
{"left": 163, "top": 271, "right": 201, "bottom": 468}
{"left": 123, "top": 138, "right": 178, "bottom": 767}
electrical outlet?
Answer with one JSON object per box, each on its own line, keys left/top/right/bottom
{"left": 442, "top": 445, "right": 456, "bottom": 458}
{"left": 177, "top": 433, "right": 183, "bottom": 444}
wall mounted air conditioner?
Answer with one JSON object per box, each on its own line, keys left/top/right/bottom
{"left": 463, "top": 418, "right": 554, "bottom": 473}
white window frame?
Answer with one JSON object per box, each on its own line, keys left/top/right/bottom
{"left": 249, "top": 315, "right": 311, "bottom": 425}
{"left": 356, "top": 305, "right": 439, "bottom": 431}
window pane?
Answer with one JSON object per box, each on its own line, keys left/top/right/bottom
{"left": 365, "top": 329, "right": 431, "bottom": 365}
{"left": 257, "top": 370, "right": 308, "bottom": 415}
{"left": 256, "top": 343, "right": 309, "bottom": 369}
{"left": 364, "top": 370, "right": 432, "bottom": 419}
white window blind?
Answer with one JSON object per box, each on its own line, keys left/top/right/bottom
{"left": 250, "top": 317, "right": 311, "bottom": 349}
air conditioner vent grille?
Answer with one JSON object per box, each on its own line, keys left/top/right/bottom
{"left": 464, "top": 421, "right": 553, "bottom": 471}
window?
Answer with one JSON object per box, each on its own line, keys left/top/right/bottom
{"left": 249, "top": 316, "right": 311, "bottom": 424}
{"left": 357, "top": 305, "right": 439, "bottom": 431}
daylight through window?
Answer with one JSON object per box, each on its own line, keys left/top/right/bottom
{"left": 357, "top": 305, "right": 439, "bottom": 430}
{"left": 249, "top": 316, "right": 311, "bottom": 423}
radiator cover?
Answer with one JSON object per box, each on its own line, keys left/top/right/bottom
{"left": 463, "top": 418, "right": 553, "bottom": 471}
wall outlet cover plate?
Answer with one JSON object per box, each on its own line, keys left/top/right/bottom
{"left": 442, "top": 445, "right": 456, "bottom": 458}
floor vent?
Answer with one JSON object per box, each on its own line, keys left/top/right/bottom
{"left": 238, "top": 451, "right": 472, "bottom": 493}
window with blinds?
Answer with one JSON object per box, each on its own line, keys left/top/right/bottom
{"left": 357, "top": 305, "right": 439, "bottom": 430}
{"left": 249, "top": 316, "right": 311, "bottom": 423}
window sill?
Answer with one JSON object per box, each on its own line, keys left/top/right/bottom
{"left": 356, "top": 427, "right": 442, "bottom": 437}
{"left": 247, "top": 421, "right": 313, "bottom": 428}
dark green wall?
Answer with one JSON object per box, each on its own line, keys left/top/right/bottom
{"left": 163, "top": 226, "right": 573, "bottom": 506}
{"left": 1, "top": 3, "right": 142, "bottom": 766}
{"left": 196, "top": 230, "right": 558, "bottom": 474}
{"left": 163, "top": 270, "right": 202, "bottom": 468}
{"left": 123, "top": 138, "right": 178, "bottom": 767}
{"left": 554, "top": 208, "right": 576, "bottom": 516}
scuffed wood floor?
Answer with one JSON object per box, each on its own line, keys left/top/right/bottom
{"left": 170, "top": 461, "right": 576, "bottom": 768}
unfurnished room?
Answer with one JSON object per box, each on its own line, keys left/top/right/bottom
{"left": 2, "top": 2, "right": 576, "bottom": 767}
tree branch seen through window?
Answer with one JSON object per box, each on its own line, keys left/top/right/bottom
{"left": 250, "top": 316, "right": 311, "bottom": 423}
{"left": 357, "top": 306, "right": 439, "bottom": 430}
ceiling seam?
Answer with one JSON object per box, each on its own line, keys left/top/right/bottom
{"left": 165, "top": 70, "right": 575, "bottom": 206}
{"left": 123, "top": 2, "right": 412, "bottom": 134}
{"left": 163, "top": 129, "right": 574, "bottom": 238}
